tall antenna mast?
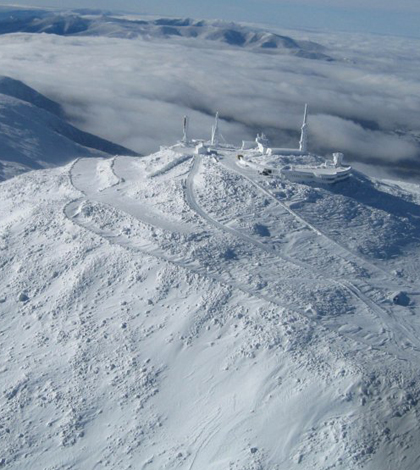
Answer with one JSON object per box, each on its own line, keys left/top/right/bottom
{"left": 182, "top": 115, "right": 189, "bottom": 144}
{"left": 211, "top": 112, "right": 220, "bottom": 146}
{"left": 299, "top": 104, "right": 308, "bottom": 153}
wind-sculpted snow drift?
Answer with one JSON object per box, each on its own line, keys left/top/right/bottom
{"left": 1, "top": 144, "right": 420, "bottom": 469}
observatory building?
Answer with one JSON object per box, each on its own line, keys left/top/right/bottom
{"left": 241, "top": 105, "right": 352, "bottom": 184}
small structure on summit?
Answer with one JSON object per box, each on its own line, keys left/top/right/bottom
{"left": 237, "top": 104, "right": 352, "bottom": 184}
{"left": 177, "top": 113, "right": 222, "bottom": 154}
{"left": 176, "top": 107, "right": 350, "bottom": 184}
{"left": 281, "top": 158, "right": 352, "bottom": 184}
{"left": 242, "top": 133, "right": 269, "bottom": 151}
{"left": 241, "top": 106, "right": 308, "bottom": 154}
{"left": 195, "top": 142, "right": 209, "bottom": 155}
{"left": 256, "top": 133, "right": 270, "bottom": 153}
{"left": 333, "top": 152, "right": 344, "bottom": 167}
{"left": 276, "top": 106, "right": 351, "bottom": 184}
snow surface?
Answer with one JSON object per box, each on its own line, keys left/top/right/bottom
{"left": 1, "top": 145, "right": 420, "bottom": 469}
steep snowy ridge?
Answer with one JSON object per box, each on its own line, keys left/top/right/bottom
{"left": 0, "top": 76, "right": 138, "bottom": 181}
{"left": 1, "top": 145, "right": 420, "bottom": 469}
{"left": 0, "top": 75, "right": 64, "bottom": 118}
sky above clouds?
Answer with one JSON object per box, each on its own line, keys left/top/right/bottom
{"left": 2, "top": 0, "right": 420, "bottom": 37}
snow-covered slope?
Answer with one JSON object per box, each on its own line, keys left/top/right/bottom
{"left": 1, "top": 144, "right": 420, "bottom": 469}
{"left": 0, "top": 9, "right": 333, "bottom": 61}
{"left": 0, "top": 76, "right": 138, "bottom": 181}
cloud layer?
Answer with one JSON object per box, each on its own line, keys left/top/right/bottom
{"left": 0, "top": 17, "right": 418, "bottom": 176}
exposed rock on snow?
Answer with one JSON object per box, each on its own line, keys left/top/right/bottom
{"left": 17, "top": 292, "right": 29, "bottom": 302}
{"left": 390, "top": 291, "right": 410, "bottom": 306}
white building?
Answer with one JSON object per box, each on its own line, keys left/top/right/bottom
{"left": 253, "top": 106, "right": 352, "bottom": 184}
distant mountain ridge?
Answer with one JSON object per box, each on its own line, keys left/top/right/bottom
{"left": 0, "top": 9, "right": 333, "bottom": 61}
{"left": 0, "top": 76, "right": 138, "bottom": 181}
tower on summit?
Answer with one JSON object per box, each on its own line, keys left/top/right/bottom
{"left": 299, "top": 104, "right": 308, "bottom": 153}
{"left": 182, "top": 115, "right": 189, "bottom": 144}
{"left": 211, "top": 112, "right": 221, "bottom": 146}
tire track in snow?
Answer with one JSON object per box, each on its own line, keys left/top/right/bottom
{"left": 104, "top": 155, "right": 124, "bottom": 190}
{"left": 237, "top": 163, "right": 419, "bottom": 351}
{"left": 219, "top": 156, "right": 420, "bottom": 357}
{"left": 65, "top": 157, "right": 309, "bottom": 319}
{"left": 224, "top": 157, "right": 396, "bottom": 283}
{"left": 149, "top": 153, "right": 193, "bottom": 178}
{"left": 185, "top": 155, "right": 316, "bottom": 274}
{"left": 218, "top": 157, "right": 420, "bottom": 355}
{"left": 65, "top": 156, "right": 414, "bottom": 361}
{"left": 66, "top": 158, "right": 356, "bottom": 348}
{"left": 63, "top": 196, "right": 318, "bottom": 317}
{"left": 186, "top": 156, "right": 394, "bottom": 340}
{"left": 188, "top": 408, "right": 222, "bottom": 470}
{"left": 223, "top": 158, "right": 402, "bottom": 348}
{"left": 342, "top": 280, "right": 420, "bottom": 355}
{"left": 72, "top": 158, "right": 192, "bottom": 235}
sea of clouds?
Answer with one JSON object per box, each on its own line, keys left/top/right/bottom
{"left": 0, "top": 16, "right": 418, "bottom": 177}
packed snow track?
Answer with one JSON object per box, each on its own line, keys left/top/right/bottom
{"left": 2, "top": 147, "right": 420, "bottom": 470}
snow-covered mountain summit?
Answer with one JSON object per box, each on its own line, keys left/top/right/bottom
{"left": 0, "top": 76, "right": 137, "bottom": 181}
{"left": 1, "top": 139, "right": 420, "bottom": 469}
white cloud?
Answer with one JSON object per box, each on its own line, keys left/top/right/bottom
{"left": 310, "top": 114, "right": 418, "bottom": 161}
{"left": 0, "top": 26, "right": 418, "bottom": 170}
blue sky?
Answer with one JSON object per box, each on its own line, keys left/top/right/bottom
{"left": 2, "top": 0, "right": 420, "bottom": 38}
